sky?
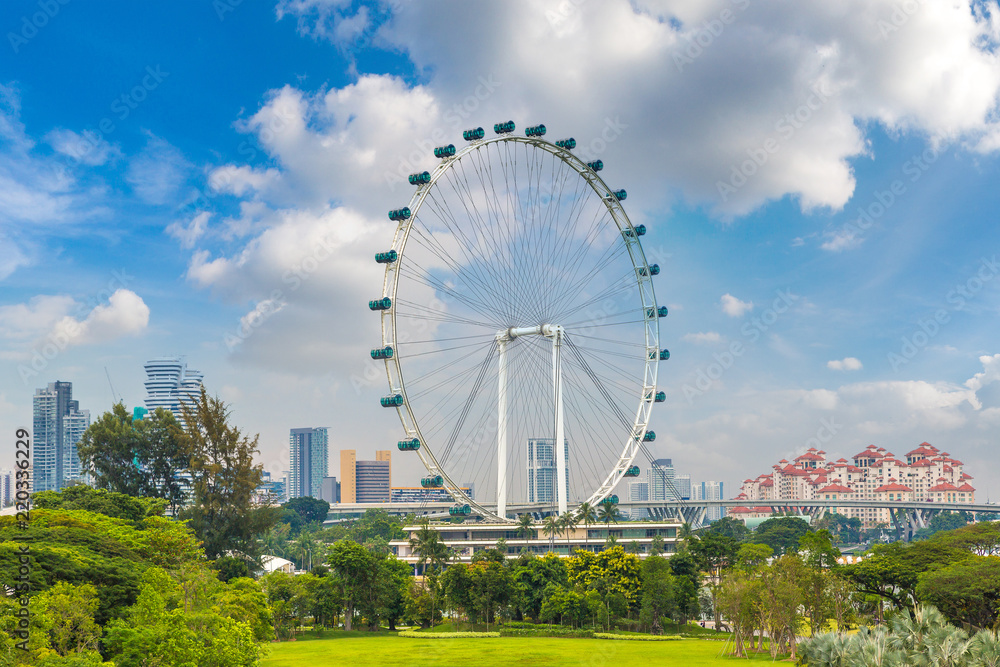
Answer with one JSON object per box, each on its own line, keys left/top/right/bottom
{"left": 2, "top": 0, "right": 1000, "bottom": 504}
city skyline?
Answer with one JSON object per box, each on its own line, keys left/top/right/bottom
{"left": 2, "top": 3, "right": 1000, "bottom": 503}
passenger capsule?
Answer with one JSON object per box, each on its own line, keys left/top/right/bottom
{"left": 388, "top": 207, "right": 412, "bottom": 222}
{"left": 463, "top": 127, "right": 485, "bottom": 141}
{"left": 625, "top": 465, "right": 641, "bottom": 477}
{"left": 397, "top": 438, "right": 421, "bottom": 451}
{"left": 658, "top": 306, "right": 668, "bottom": 317}
{"left": 601, "top": 495, "right": 619, "bottom": 505}
{"left": 555, "top": 138, "right": 576, "bottom": 150}
{"left": 375, "top": 250, "right": 398, "bottom": 264}
{"left": 612, "top": 189, "right": 627, "bottom": 201}
{"left": 586, "top": 160, "right": 603, "bottom": 172}
{"left": 408, "top": 171, "right": 431, "bottom": 186}
{"left": 381, "top": 394, "right": 404, "bottom": 408}
{"left": 659, "top": 349, "right": 670, "bottom": 361}
{"left": 643, "top": 431, "right": 656, "bottom": 442}
{"left": 370, "top": 346, "right": 394, "bottom": 360}
{"left": 493, "top": 120, "right": 515, "bottom": 134}
{"left": 433, "top": 144, "right": 456, "bottom": 158}
{"left": 449, "top": 504, "right": 472, "bottom": 516}
{"left": 421, "top": 475, "right": 444, "bottom": 488}
{"left": 525, "top": 124, "right": 547, "bottom": 137}
{"left": 649, "top": 264, "right": 660, "bottom": 276}
{"left": 635, "top": 224, "right": 646, "bottom": 236}
{"left": 369, "top": 297, "right": 392, "bottom": 311}
{"left": 655, "top": 391, "right": 666, "bottom": 403}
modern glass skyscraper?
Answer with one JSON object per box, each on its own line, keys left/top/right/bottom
{"left": 526, "top": 438, "right": 570, "bottom": 503}
{"left": 289, "top": 427, "right": 329, "bottom": 499}
{"left": 648, "top": 458, "right": 678, "bottom": 501}
{"left": 32, "top": 381, "right": 90, "bottom": 492}
{"left": 143, "top": 357, "right": 203, "bottom": 425}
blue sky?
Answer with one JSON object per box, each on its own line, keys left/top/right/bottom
{"left": 2, "top": 0, "right": 1000, "bottom": 503}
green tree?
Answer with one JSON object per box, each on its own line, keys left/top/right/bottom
{"left": 668, "top": 550, "right": 701, "bottom": 624}
{"left": 752, "top": 516, "right": 811, "bottom": 555}
{"left": 76, "top": 402, "right": 147, "bottom": 497}
{"left": 178, "top": 387, "right": 278, "bottom": 563}
{"left": 512, "top": 552, "right": 568, "bottom": 621}
{"left": 639, "top": 554, "right": 674, "bottom": 633}
{"left": 282, "top": 497, "right": 331, "bottom": 525}
{"left": 916, "top": 555, "right": 1000, "bottom": 629}
{"left": 326, "top": 540, "right": 376, "bottom": 631}
{"left": 469, "top": 561, "right": 514, "bottom": 630}
{"left": 38, "top": 582, "right": 101, "bottom": 657}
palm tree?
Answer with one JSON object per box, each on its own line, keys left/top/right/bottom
{"left": 576, "top": 502, "right": 597, "bottom": 547}
{"left": 542, "top": 515, "right": 560, "bottom": 551}
{"left": 409, "top": 518, "right": 451, "bottom": 574}
{"left": 559, "top": 512, "right": 577, "bottom": 549}
{"left": 598, "top": 501, "right": 621, "bottom": 529}
{"left": 290, "top": 529, "right": 318, "bottom": 570}
{"left": 516, "top": 513, "right": 534, "bottom": 541}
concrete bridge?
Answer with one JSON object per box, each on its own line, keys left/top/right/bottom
{"left": 324, "top": 499, "right": 999, "bottom": 541}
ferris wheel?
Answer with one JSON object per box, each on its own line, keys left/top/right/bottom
{"left": 369, "top": 121, "right": 668, "bottom": 522}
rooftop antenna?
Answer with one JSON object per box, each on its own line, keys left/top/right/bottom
{"left": 105, "top": 367, "right": 120, "bottom": 404}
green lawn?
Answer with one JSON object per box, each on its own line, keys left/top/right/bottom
{"left": 261, "top": 634, "right": 785, "bottom": 666}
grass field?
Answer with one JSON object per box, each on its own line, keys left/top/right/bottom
{"left": 260, "top": 634, "right": 786, "bottom": 666}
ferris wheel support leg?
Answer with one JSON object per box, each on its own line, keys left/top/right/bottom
{"left": 552, "top": 326, "right": 567, "bottom": 516}
{"left": 497, "top": 335, "right": 509, "bottom": 520}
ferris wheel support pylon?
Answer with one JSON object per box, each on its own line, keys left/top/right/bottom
{"left": 496, "top": 324, "right": 568, "bottom": 516}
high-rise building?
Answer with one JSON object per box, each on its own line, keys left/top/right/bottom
{"left": 288, "top": 427, "right": 329, "bottom": 499}
{"left": 339, "top": 450, "right": 391, "bottom": 503}
{"left": 696, "top": 480, "right": 725, "bottom": 521}
{"left": 320, "top": 476, "right": 340, "bottom": 504}
{"left": 527, "top": 438, "right": 570, "bottom": 503}
{"left": 356, "top": 451, "right": 391, "bottom": 503}
{"left": 143, "top": 357, "right": 203, "bottom": 425}
{"left": 674, "top": 474, "right": 692, "bottom": 501}
{"left": 32, "top": 381, "right": 90, "bottom": 492}
{"left": 648, "top": 458, "right": 678, "bottom": 501}
{"left": 0, "top": 469, "right": 12, "bottom": 508}
{"left": 340, "top": 450, "right": 356, "bottom": 503}
{"left": 627, "top": 480, "right": 649, "bottom": 520}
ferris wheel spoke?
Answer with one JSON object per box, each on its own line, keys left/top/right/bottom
{"left": 413, "top": 194, "right": 516, "bottom": 318}
{"left": 397, "top": 260, "right": 504, "bottom": 326}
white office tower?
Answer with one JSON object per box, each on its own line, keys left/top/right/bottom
{"left": 527, "top": 438, "right": 570, "bottom": 504}
{"left": 627, "top": 480, "right": 649, "bottom": 520}
{"left": 696, "top": 480, "right": 726, "bottom": 522}
{"left": 144, "top": 357, "right": 204, "bottom": 426}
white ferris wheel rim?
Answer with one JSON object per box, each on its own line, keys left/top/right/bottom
{"left": 378, "top": 132, "right": 661, "bottom": 523}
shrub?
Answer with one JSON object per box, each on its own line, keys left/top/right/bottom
{"left": 397, "top": 631, "right": 500, "bottom": 638}
{"left": 594, "top": 633, "right": 683, "bottom": 641}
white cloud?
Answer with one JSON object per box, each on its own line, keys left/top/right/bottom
{"left": 720, "top": 293, "right": 753, "bottom": 317}
{"left": 49, "top": 289, "right": 150, "bottom": 347}
{"left": 166, "top": 211, "right": 211, "bottom": 249}
{"left": 821, "top": 228, "right": 862, "bottom": 252}
{"left": 827, "top": 356, "right": 863, "bottom": 371}
{"left": 0, "top": 290, "right": 149, "bottom": 361}
{"left": 682, "top": 331, "right": 722, "bottom": 344}
{"left": 46, "top": 128, "right": 119, "bottom": 166}
{"left": 126, "top": 133, "right": 190, "bottom": 205}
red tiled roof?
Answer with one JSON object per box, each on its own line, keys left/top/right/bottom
{"left": 910, "top": 459, "right": 933, "bottom": 467}
{"left": 928, "top": 482, "right": 960, "bottom": 492}
{"left": 729, "top": 506, "right": 752, "bottom": 514}
{"left": 958, "top": 483, "right": 975, "bottom": 492}
{"left": 818, "top": 484, "right": 853, "bottom": 493}
{"left": 795, "top": 453, "right": 825, "bottom": 461}
{"left": 874, "top": 482, "right": 913, "bottom": 493}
